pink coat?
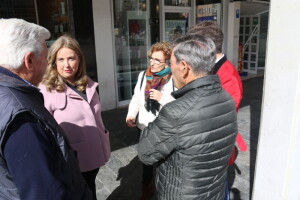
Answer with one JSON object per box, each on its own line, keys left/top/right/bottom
{"left": 39, "top": 78, "right": 110, "bottom": 172}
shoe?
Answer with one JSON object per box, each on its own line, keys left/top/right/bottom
{"left": 140, "top": 183, "right": 154, "bottom": 200}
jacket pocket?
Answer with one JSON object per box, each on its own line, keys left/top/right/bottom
{"left": 101, "top": 129, "right": 111, "bottom": 161}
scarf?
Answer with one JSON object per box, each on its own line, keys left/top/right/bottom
{"left": 144, "top": 66, "right": 172, "bottom": 115}
{"left": 144, "top": 66, "right": 172, "bottom": 100}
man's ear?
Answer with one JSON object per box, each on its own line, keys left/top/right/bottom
{"left": 181, "top": 60, "right": 190, "bottom": 79}
{"left": 24, "top": 52, "right": 34, "bottom": 71}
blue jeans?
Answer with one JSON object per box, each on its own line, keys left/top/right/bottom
{"left": 224, "top": 178, "right": 230, "bottom": 200}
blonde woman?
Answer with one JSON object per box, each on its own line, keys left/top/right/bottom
{"left": 39, "top": 35, "right": 110, "bottom": 200}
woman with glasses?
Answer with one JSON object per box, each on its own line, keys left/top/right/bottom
{"left": 126, "top": 42, "right": 175, "bottom": 200}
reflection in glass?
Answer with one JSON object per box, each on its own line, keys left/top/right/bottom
{"left": 245, "top": 46, "right": 249, "bottom": 53}
{"left": 240, "top": 17, "right": 244, "bottom": 25}
{"left": 196, "top": 3, "right": 221, "bottom": 24}
{"left": 251, "top": 45, "right": 257, "bottom": 53}
{"left": 250, "top": 62, "right": 256, "bottom": 70}
{"left": 239, "top": 36, "right": 243, "bottom": 44}
{"left": 246, "top": 17, "right": 250, "bottom": 25}
{"left": 113, "top": 0, "right": 149, "bottom": 101}
{"left": 251, "top": 36, "right": 257, "bottom": 44}
{"left": 240, "top": 27, "right": 243, "bottom": 34}
{"left": 253, "top": 17, "right": 258, "bottom": 25}
{"left": 165, "top": 0, "right": 191, "bottom": 7}
{"left": 251, "top": 54, "right": 256, "bottom": 61}
{"left": 1, "top": 0, "right": 98, "bottom": 81}
{"left": 258, "top": 12, "right": 268, "bottom": 68}
{"left": 245, "top": 36, "right": 249, "bottom": 43}
{"left": 243, "top": 62, "right": 248, "bottom": 70}
{"left": 245, "top": 27, "right": 250, "bottom": 34}
{"left": 165, "top": 12, "right": 189, "bottom": 42}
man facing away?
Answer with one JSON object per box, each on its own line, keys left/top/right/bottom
{"left": 187, "top": 22, "right": 246, "bottom": 157}
{"left": 138, "top": 35, "right": 238, "bottom": 200}
{"left": 187, "top": 22, "right": 245, "bottom": 199}
{"left": 0, "top": 18, "right": 92, "bottom": 200}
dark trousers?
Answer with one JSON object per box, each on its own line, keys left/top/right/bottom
{"left": 142, "top": 164, "right": 154, "bottom": 184}
{"left": 82, "top": 168, "right": 100, "bottom": 200}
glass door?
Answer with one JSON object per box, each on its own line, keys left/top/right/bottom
{"left": 113, "top": 0, "right": 150, "bottom": 105}
{"left": 161, "top": 0, "right": 193, "bottom": 42}
{"left": 240, "top": 15, "right": 260, "bottom": 74}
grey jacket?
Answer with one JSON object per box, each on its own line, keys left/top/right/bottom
{"left": 138, "top": 75, "right": 237, "bottom": 200}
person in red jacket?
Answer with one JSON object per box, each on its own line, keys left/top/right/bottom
{"left": 187, "top": 21, "right": 246, "bottom": 199}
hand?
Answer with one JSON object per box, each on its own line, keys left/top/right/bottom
{"left": 149, "top": 89, "right": 162, "bottom": 101}
{"left": 126, "top": 116, "right": 136, "bottom": 127}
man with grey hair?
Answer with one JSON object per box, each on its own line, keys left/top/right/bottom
{"left": 0, "top": 19, "right": 92, "bottom": 199}
{"left": 138, "top": 35, "right": 237, "bottom": 200}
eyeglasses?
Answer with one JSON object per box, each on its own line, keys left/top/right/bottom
{"left": 148, "top": 56, "right": 166, "bottom": 65}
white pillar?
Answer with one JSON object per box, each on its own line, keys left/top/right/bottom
{"left": 92, "top": 0, "right": 117, "bottom": 111}
{"left": 222, "top": 0, "right": 229, "bottom": 54}
{"left": 226, "top": 1, "right": 240, "bottom": 68}
{"left": 252, "top": 0, "right": 300, "bottom": 199}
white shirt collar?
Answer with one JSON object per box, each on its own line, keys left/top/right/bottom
{"left": 215, "top": 53, "right": 225, "bottom": 63}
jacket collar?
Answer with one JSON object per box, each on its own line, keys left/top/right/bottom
{"left": 0, "top": 66, "right": 42, "bottom": 97}
{"left": 212, "top": 55, "right": 227, "bottom": 74}
{"left": 64, "top": 77, "right": 98, "bottom": 102}
{"left": 171, "top": 75, "right": 221, "bottom": 99}
{"left": 85, "top": 77, "right": 98, "bottom": 103}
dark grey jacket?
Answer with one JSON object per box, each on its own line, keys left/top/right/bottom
{"left": 138, "top": 75, "right": 237, "bottom": 200}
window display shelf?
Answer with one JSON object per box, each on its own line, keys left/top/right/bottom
{"left": 53, "top": 15, "right": 69, "bottom": 23}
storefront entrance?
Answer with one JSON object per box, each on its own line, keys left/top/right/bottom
{"left": 0, "top": 0, "right": 98, "bottom": 81}
{"left": 113, "top": 0, "right": 224, "bottom": 105}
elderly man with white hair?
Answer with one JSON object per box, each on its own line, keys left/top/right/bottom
{"left": 0, "top": 18, "right": 92, "bottom": 200}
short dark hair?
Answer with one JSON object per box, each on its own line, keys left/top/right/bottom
{"left": 187, "top": 22, "right": 223, "bottom": 53}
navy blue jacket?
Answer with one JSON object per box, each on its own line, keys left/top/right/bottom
{"left": 0, "top": 66, "right": 92, "bottom": 200}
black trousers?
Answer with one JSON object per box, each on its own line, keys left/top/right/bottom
{"left": 142, "top": 164, "right": 154, "bottom": 184}
{"left": 82, "top": 168, "right": 100, "bottom": 200}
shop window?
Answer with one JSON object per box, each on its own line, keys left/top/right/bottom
{"left": 251, "top": 54, "right": 256, "bottom": 61}
{"left": 196, "top": 0, "right": 221, "bottom": 5}
{"left": 0, "top": 0, "right": 37, "bottom": 22}
{"left": 0, "top": 0, "right": 97, "bottom": 81}
{"left": 239, "top": 26, "right": 244, "bottom": 34}
{"left": 113, "top": 0, "right": 150, "bottom": 102}
{"left": 165, "top": 12, "right": 189, "bottom": 42}
{"left": 165, "top": 0, "right": 191, "bottom": 7}
{"left": 243, "top": 62, "right": 248, "bottom": 70}
{"left": 35, "top": 0, "right": 74, "bottom": 47}
{"left": 246, "top": 17, "right": 250, "bottom": 25}
{"left": 196, "top": 0, "right": 222, "bottom": 25}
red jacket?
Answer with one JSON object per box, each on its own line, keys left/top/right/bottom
{"left": 214, "top": 55, "right": 243, "bottom": 110}
{"left": 214, "top": 55, "right": 246, "bottom": 165}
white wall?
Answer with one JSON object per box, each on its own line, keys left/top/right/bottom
{"left": 92, "top": 0, "right": 117, "bottom": 111}
{"left": 226, "top": 1, "right": 240, "bottom": 68}
{"left": 252, "top": 0, "right": 300, "bottom": 199}
{"left": 222, "top": 0, "right": 229, "bottom": 54}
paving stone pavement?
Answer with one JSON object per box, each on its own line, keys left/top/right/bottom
{"left": 97, "top": 76, "right": 264, "bottom": 200}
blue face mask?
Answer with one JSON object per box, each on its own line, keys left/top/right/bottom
{"left": 154, "top": 67, "right": 171, "bottom": 77}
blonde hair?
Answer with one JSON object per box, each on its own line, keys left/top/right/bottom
{"left": 42, "top": 35, "right": 87, "bottom": 92}
{"left": 147, "top": 42, "right": 172, "bottom": 60}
